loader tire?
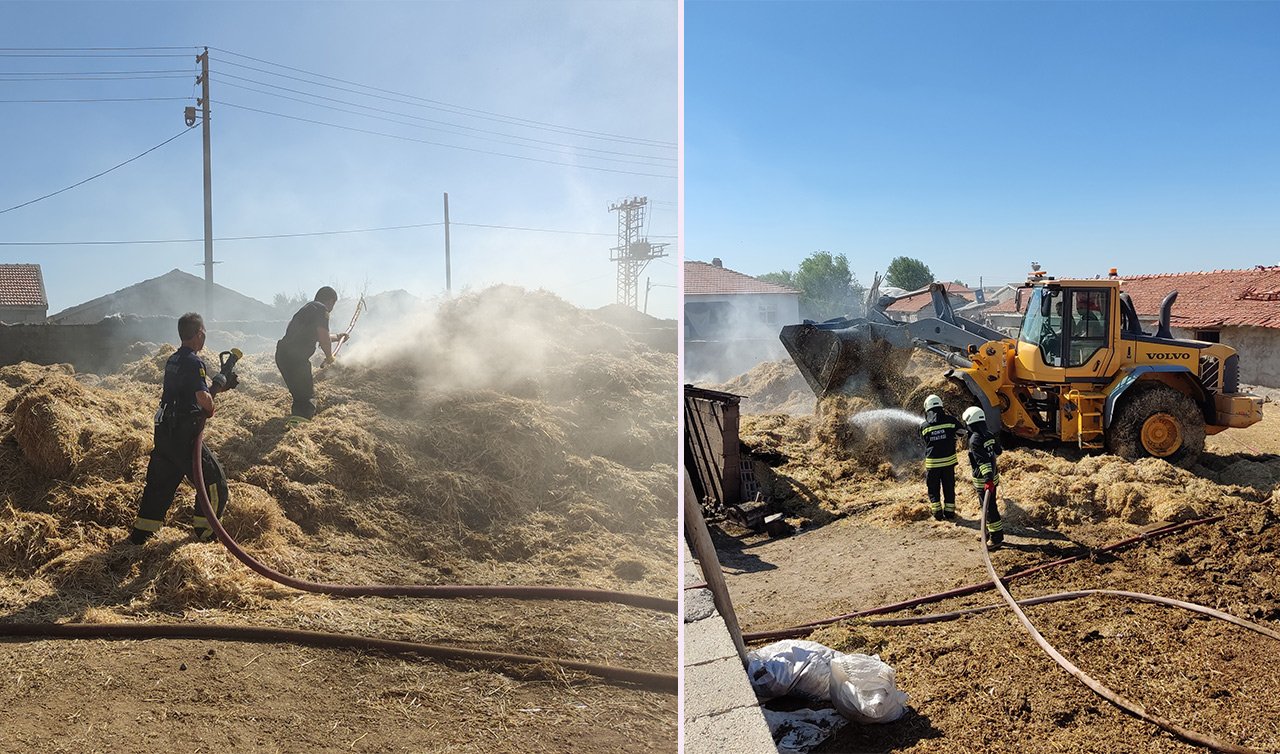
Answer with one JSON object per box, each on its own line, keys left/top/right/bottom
{"left": 1107, "top": 383, "right": 1205, "bottom": 467}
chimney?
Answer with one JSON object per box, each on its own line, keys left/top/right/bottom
{"left": 711, "top": 257, "right": 722, "bottom": 267}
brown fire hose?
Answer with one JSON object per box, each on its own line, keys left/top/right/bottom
{"left": 192, "top": 417, "right": 674, "bottom": 614}
{"left": 743, "top": 514, "right": 1224, "bottom": 642}
{"left": 0, "top": 621, "right": 675, "bottom": 693}
{"left": 973, "top": 488, "right": 1269, "bottom": 754}
{"left": 182, "top": 415, "right": 676, "bottom": 691}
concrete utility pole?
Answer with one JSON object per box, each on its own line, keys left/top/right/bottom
{"left": 609, "top": 196, "right": 668, "bottom": 309}
{"left": 443, "top": 192, "right": 451, "bottom": 294}
{"left": 197, "top": 48, "right": 214, "bottom": 320}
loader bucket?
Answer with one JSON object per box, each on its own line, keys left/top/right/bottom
{"left": 779, "top": 318, "right": 914, "bottom": 398}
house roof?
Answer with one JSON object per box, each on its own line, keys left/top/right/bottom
{"left": 984, "top": 267, "right": 1280, "bottom": 329}
{"left": 883, "top": 282, "right": 974, "bottom": 313}
{"left": 49, "top": 268, "right": 279, "bottom": 324}
{"left": 684, "top": 260, "right": 800, "bottom": 296}
{"left": 0, "top": 264, "right": 47, "bottom": 308}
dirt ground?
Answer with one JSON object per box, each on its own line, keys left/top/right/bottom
{"left": 710, "top": 360, "right": 1280, "bottom": 753}
{"left": 0, "top": 287, "right": 677, "bottom": 753}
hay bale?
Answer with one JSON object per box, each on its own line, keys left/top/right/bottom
{"left": 10, "top": 376, "right": 88, "bottom": 477}
{"left": 7, "top": 370, "right": 152, "bottom": 481}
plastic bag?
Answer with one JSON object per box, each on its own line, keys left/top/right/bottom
{"left": 829, "top": 653, "right": 909, "bottom": 723}
{"left": 746, "top": 640, "right": 839, "bottom": 701}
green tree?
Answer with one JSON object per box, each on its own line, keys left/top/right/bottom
{"left": 764, "top": 251, "right": 858, "bottom": 321}
{"left": 757, "top": 270, "right": 795, "bottom": 288}
{"left": 885, "top": 256, "right": 934, "bottom": 291}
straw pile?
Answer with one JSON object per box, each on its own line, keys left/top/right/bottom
{"left": 0, "top": 285, "right": 675, "bottom": 617}
{"left": 725, "top": 351, "right": 1269, "bottom": 536}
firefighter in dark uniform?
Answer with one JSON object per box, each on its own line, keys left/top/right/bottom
{"left": 919, "top": 394, "right": 960, "bottom": 521}
{"left": 963, "top": 406, "right": 1004, "bottom": 547}
{"left": 275, "top": 286, "right": 347, "bottom": 425}
{"left": 128, "top": 312, "right": 237, "bottom": 545}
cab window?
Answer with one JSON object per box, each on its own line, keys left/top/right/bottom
{"left": 1068, "top": 289, "right": 1108, "bottom": 367}
{"left": 1018, "top": 287, "right": 1065, "bottom": 367}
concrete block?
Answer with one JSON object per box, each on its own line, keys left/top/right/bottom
{"left": 684, "top": 613, "right": 739, "bottom": 667}
{"left": 683, "top": 656, "right": 761, "bottom": 720}
{"left": 684, "top": 706, "right": 777, "bottom": 754}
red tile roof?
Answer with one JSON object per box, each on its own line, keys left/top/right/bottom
{"left": 0, "top": 264, "right": 47, "bottom": 308}
{"left": 983, "top": 267, "right": 1280, "bottom": 329}
{"left": 884, "top": 282, "right": 974, "bottom": 313}
{"left": 684, "top": 260, "right": 800, "bottom": 296}
{"left": 1122, "top": 267, "right": 1280, "bottom": 330}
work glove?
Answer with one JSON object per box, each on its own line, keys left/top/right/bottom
{"left": 335, "top": 332, "right": 350, "bottom": 344}
{"left": 321, "top": 354, "right": 335, "bottom": 368}
{"left": 224, "top": 372, "right": 239, "bottom": 390}
{"left": 983, "top": 480, "right": 995, "bottom": 493}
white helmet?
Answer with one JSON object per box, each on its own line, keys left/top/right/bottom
{"left": 962, "top": 406, "right": 986, "bottom": 426}
{"left": 923, "top": 394, "right": 943, "bottom": 412}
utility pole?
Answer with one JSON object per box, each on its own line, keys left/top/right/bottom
{"left": 443, "top": 192, "right": 451, "bottom": 294}
{"left": 609, "top": 196, "right": 668, "bottom": 309}
{"left": 197, "top": 48, "right": 214, "bottom": 320}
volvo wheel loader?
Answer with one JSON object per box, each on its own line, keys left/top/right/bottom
{"left": 780, "top": 273, "right": 1263, "bottom": 466}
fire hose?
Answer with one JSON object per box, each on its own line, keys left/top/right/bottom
{"left": 185, "top": 411, "right": 676, "bottom": 691}
{"left": 0, "top": 358, "right": 677, "bottom": 695}
{"left": 737, "top": 504, "right": 1275, "bottom": 750}
{"left": 743, "top": 514, "right": 1225, "bottom": 642}
{"left": 972, "top": 488, "right": 1274, "bottom": 754}
{"left": 188, "top": 415, "right": 674, "bottom": 613}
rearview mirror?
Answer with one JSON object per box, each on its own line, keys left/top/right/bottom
{"left": 1015, "top": 288, "right": 1022, "bottom": 313}
{"left": 1041, "top": 292, "right": 1053, "bottom": 318}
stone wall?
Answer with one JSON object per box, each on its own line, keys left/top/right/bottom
{"left": 1172, "top": 324, "right": 1280, "bottom": 389}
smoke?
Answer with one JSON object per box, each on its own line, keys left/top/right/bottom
{"left": 685, "top": 297, "right": 794, "bottom": 384}
{"left": 336, "top": 286, "right": 597, "bottom": 394}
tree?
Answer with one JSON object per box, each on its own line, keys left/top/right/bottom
{"left": 757, "top": 270, "right": 795, "bottom": 288}
{"left": 884, "top": 256, "right": 934, "bottom": 291}
{"left": 764, "top": 251, "right": 859, "bottom": 321}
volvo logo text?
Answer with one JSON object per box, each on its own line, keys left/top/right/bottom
{"left": 1145, "top": 352, "right": 1190, "bottom": 360}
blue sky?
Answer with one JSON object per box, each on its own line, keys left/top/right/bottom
{"left": 685, "top": 1, "right": 1280, "bottom": 290}
{"left": 1, "top": 1, "right": 677, "bottom": 316}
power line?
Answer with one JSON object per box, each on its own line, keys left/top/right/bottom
{"left": 0, "top": 68, "right": 193, "bottom": 75}
{"left": 453, "top": 222, "right": 675, "bottom": 238}
{"left": 0, "top": 128, "right": 195, "bottom": 216}
{"left": 0, "top": 74, "right": 192, "bottom": 81}
{"left": 0, "top": 97, "right": 190, "bottom": 103}
{"left": 213, "top": 73, "right": 675, "bottom": 163}
{"left": 218, "top": 101, "right": 677, "bottom": 179}
{"left": 0, "top": 220, "right": 677, "bottom": 246}
{"left": 210, "top": 49, "right": 675, "bottom": 149}
{"left": 0, "top": 46, "right": 196, "bottom": 51}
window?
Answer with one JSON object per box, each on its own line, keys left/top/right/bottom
{"left": 1067, "top": 289, "right": 1108, "bottom": 367}
{"left": 1195, "top": 329, "right": 1220, "bottom": 343}
{"left": 1019, "top": 287, "right": 1065, "bottom": 367}
{"left": 758, "top": 301, "right": 778, "bottom": 325}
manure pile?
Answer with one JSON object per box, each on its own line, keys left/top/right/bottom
{"left": 0, "top": 286, "right": 675, "bottom": 685}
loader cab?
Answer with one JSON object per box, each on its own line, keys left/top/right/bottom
{"left": 1014, "top": 281, "right": 1118, "bottom": 381}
